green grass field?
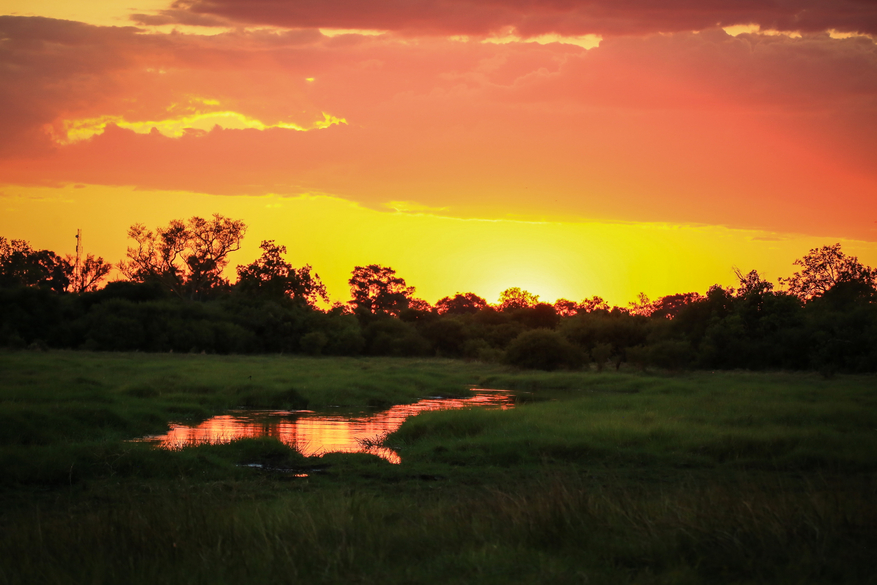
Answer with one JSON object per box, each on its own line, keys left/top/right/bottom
{"left": 1, "top": 351, "right": 875, "bottom": 584}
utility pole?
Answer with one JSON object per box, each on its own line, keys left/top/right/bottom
{"left": 75, "top": 229, "right": 82, "bottom": 293}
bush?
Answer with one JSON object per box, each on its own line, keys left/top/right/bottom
{"left": 647, "top": 340, "right": 692, "bottom": 371}
{"left": 504, "top": 329, "right": 583, "bottom": 371}
{"left": 365, "top": 318, "right": 431, "bottom": 356}
{"left": 300, "top": 331, "right": 328, "bottom": 356}
{"left": 590, "top": 342, "right": 612, "bottom": 371}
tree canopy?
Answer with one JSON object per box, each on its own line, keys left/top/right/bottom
{"left": 436, "top": 293, "right": 488, "bottom": 315}
{"left": 0, "top": 237, "right": 70, "bottom": 293}
{"left": 348, "top": 264, "right": 415, "bottom": 317}
{"left": 236, "top": 240, "right": 328, "bottom": 307}
{"left": 2, "top": 223, "right": 876, "bottom": 374}
{"left": 119, "top": 214, "right": 246, "bottom": 300}
{"left": 498, "top": 287, "right": 539, "bottom": 311}
{"left": 780, "top": 243, "right": 875, "bottom": 301}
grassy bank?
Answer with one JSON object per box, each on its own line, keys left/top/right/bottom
{"left": 1, "top": 351, "right": 875, "bottom": 584}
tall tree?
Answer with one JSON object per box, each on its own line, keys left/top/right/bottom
{"left": 733, "top": 267, "right": 775, "bottom": 298}
{"left": 779, "top": 243, "right": 875, "bottom": 301}
{"left": 235, "top": 240, "right": 327, "bottom": 307}
{"left": 498, "top": 287, "right": 539, "bottom": 311}
{"left": 66, "top": 254, "right": 112, "bottom": 293}
{"left": 348, "top": 264, "right": 415, "bottom": 317}
{"left": 0, "top": 237, "right": 70, "bottom": 292}
{"left": 119, "top": 214, "right": 246, "bottom": 300}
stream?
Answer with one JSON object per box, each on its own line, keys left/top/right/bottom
{"left": 135, "top": 389, "right": 515, "bottom": 464}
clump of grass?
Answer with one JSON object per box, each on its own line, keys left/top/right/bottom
{"left": 199, "top": 437, "right": 310, "bottom": 470}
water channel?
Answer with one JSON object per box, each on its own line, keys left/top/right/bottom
{"left": 136, "top": 389, "right": 515, "bottom": 464}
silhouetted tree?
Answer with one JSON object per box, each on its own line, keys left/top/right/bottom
{"left": 235, "top": 240, "right": 327, "bottom": 308}
{"left": 419, "top": 318, "right": 469, "bottom": 356}
{"left": 399, "top": 298, "right": 435, "bottom": 324}
{"left": 553, "top": 298, "right": 578, "bottom": 317}
{"left": 517, "top": 303, "right": 560, "bottom": 329}
{"left": 733, "top": 267, "right": 774, "bottom": 298}
{"left": 348, "top": 264, "right": 415, "bottom": 317}
{"left": 505, "top": 329, "right": 583, "bottom": 371}
{"left": 578, "top": 295, "right": 609, "bottom": 313}
{"left": 803, "top": 278, "right": 877, "bottom": 375}
{"left": 364, "top": 318, "right": 431, "bottom": 356}
{"left": 651, "top": 292, "right": 703, "bottom": 319}
{"left": 498, "top": 287, "right": 539, "bottom": 311}
{"left": 628, "top": 292, "right": 654, "bottom": 317}
{"left": 66, "top": 254, "right": 112, "bottom": 293}
{"left": 119, "top": 214, "right": 246, "bottom": 300}
{"left": 780, "top": 243, "right": 875, "bottom": 302}
{"left": 435, "top": 292, "right": 488, "bottom": 315}
{"left": 0, "top": 237, "right": 70, "bottom": 292}
{"left": 407, "top": 298, "right": 434, "bottom": 312}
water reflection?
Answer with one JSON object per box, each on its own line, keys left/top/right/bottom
{"left": 137, "top": 390, "right": 514, "bottom": 464}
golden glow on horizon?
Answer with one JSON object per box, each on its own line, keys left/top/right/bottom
{"left": 4, "top": 184, "right": 877, "bottom": 308}
{"left": 48, "top": 110, "right": 347, "bottom": 144}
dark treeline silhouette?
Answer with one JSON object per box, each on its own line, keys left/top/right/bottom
{"left": 2, "top": 218, "right": 876, "bottom": 375}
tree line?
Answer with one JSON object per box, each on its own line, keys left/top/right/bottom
{"left": 2, "top": 215, "right": 876, "bottom": 374}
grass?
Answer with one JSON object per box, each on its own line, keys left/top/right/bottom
{"left": 391, "top": 371, "right": 877, "bottom": 471}
{"left": 1, "top": 350, "right": 876, "bottom": 584}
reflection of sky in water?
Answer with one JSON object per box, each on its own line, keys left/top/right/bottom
{"left": 137, "top": 390, "right": 514, "bottom": 464}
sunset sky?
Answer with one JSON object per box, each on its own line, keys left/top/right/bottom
{"left": 1, "top": 0, "right": 876, "bottom": 307}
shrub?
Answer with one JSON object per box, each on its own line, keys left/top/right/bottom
{"left": 647, "top": 339, "right": 692, "bottom": 371}
{"left": 504, "top": 329, "right": 583, "bottom": 371}
{"left": 590, "top": 342, "right": 612, "bottom": 371}
{"left": 300, "top": 331, "right": 329, "bottom": 356}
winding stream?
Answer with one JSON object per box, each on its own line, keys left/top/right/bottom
{"left": 135, "top": 389, "right": 514, "bottom": 464}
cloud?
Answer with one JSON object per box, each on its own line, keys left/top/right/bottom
{"left": 130, "top": 10, "right": 229, "bottom": 28}
{"left": 0, "top": 16, "right": 333, "bottom": 155}
{"left": 1, "top": 16, "right": 876, "bottom": 241}
{"left": 153, "top": 0, "right": 877, "bottom": 37}
{"left": 54, "top": 109, "right": 346, "bottom": 143}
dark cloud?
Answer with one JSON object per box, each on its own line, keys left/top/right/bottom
{"left": 0, "top": 16, "right": 328, "bottom": 155}
{"left": 161, "top": 0, "right": 877, "bottom": 37}
{"left": 0, "top": 16, "right": 173, "bottom": 154}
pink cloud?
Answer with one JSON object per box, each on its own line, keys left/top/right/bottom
{"left": 1, "top": 16, "right": 876, "bottom": 241}
{"left": 148, "top": 0, "right": 877, "bottom": 37}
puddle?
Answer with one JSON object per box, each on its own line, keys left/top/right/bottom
{"left": 135, "top": 389, "right": 514, "bottom": 464}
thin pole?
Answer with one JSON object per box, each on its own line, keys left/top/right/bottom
{"left": 75, "top": 229, "right": 82, "bottom": 292}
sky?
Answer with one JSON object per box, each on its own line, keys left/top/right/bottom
{"left": 1, "top": 0, "right": 876, "bottom": 307}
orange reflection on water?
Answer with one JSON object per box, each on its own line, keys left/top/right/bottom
{"left": 139, "top": 390, "right": 514, "bottom": 464}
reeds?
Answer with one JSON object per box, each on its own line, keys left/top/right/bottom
{"left": 2, "top": 473, "right": 872, "bottom": 584}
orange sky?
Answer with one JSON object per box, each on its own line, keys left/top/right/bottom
{"left": 1, "top": 1, "right": 876, "bottom": 306}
